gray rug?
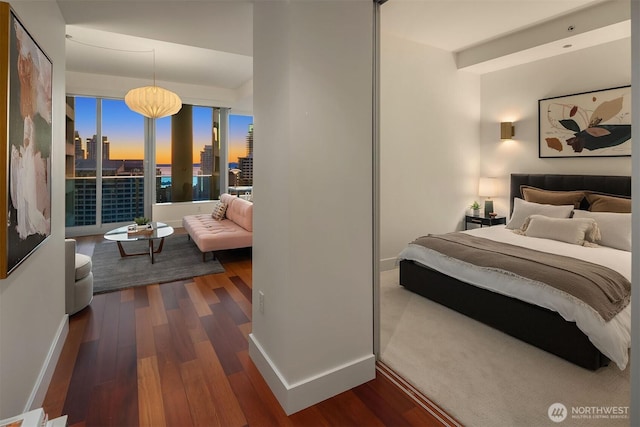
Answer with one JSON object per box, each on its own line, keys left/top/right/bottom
{"left": 91, "top": 235, "right": 225, "bottom": 294}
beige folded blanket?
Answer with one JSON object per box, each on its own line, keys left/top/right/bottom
{"left": 412, "top": 233, "right": 631, "bottom": 321}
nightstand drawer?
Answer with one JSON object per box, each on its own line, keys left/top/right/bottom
{"left": 464, "top": 215, "right": 506, "bottom": 230}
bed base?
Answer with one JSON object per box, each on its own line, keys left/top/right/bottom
{"left": 399, "top": 259, "right": 610, "bottom": 370}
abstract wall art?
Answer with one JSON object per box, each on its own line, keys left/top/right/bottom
{"left": 0, "top": 3, "right": 52, "bottom": 278}
{"left": 539, "top": 86, "right": 631, "bottom": 158}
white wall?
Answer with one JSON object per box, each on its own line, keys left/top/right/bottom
{"left": 480, "top": 38, "right": 632, "bottom": 215}
{"left": 0, "top": 1, "right": 67, "bottom": 417}
{"left": 250, "top": 0, "right": 375, "bottom": 414}
{"left": 379, "top": 33, "right": 481, "bottom": 269}
{"left": 380, "top": 36, "right": 631, "bottom": 270}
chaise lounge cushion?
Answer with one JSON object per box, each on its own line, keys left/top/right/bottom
{"left": 183, "top": 214, "right": 252, "bottom": 251}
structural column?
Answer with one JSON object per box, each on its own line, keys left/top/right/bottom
{"left": 250, "top": 0, "right": 376, "bottom": 415}
{"left": 171, "top": 104, "right": 193, "bottom": 202}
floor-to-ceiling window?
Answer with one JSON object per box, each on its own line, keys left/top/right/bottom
{"left": 100, "top": 99, "right": 146, "bottom": 224}
{"left": 153, "top": 109, "right": 254, "bottom": 203}
{"left": 65, "top": 96, "right": 146, "bottom": 231}
{"left": 65, "top": 96, "right": 97, "bottom": 227}
{"left": 155, "top": 105, "right": 226, "bottom": 203}
{"left": 229, "top": 114, "right": 254, "bottom": 198}
{"left": 65, "top": 97, "right": 241, "bottom": 235}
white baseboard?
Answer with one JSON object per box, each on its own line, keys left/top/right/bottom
{"left": 26, "top": 315, "right": 69, "bottom": 411}
{"left": 379, "top": 257, "right": 398, "bottom": 271}
{"left": 248, "top": 333, "right": 375, "bottom": 415}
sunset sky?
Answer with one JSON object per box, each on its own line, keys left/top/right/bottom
{"left": 74, "top": 97, "right": 252, "bottom": 165}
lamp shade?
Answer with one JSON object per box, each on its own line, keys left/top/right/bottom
{"left": 479, "top": 177, "right": 498, "bottom": 197}
{"left": 125, "top": 85, "right": 182, "bottom": 119}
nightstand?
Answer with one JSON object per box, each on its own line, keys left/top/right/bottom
{"left": 464, "top": 215, "right": 506, "bottom": 230}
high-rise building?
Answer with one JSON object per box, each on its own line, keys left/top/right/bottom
{"left": 86, "top": 137, "right": 94, "bottom": 160}
{"left": 235, "top": 123, "right": 254, "bottom": 186}
{"left": 71, "top": 174, "right": 144, "bottom": 225}
{"left": 86, "top": 135, "right": 111, "bottom": 160}
{"left": 70, "top": 159, "right": 145, "bottom": 226}
{"left": 74, "top": 131, "right": 85, "bottom": 160}
{"left": 103, "top": 136, "right": 110, "bottom": 159}
{"left": 200, "top": 145, "right": 213, "bottom": 175}
{"left": 238, "top": 156, "right": 253, "bottom": 185}
{"left": 246, "top": 123, "right": 253, "bottom": 157}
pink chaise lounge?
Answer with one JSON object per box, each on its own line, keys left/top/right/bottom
{"left": 182, "top": 193, "right": 253, "bottom": 261}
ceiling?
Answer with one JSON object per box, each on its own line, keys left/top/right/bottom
{"left": 59, "top": 1, "right": 253, "bottom": 96}
{"left": 381, "top": 0, "right": 607, "bottom": 52}
{"left": 57, "top": 0, "right": 628, "bottom": 110}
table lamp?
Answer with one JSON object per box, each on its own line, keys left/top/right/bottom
{"left": 479, "top": 177, "right": 498, "bottom": 216}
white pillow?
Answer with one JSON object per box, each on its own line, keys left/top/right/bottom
{"left": 506, "top": 198, "right": 574, "bottom": 230}
{"left": 572, "top": 210, "right": 631, "bottom": 251}
{"left": 520, "top": 215, "right": 600, "bottom": 246}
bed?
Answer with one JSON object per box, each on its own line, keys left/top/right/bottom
{"left": 398, "top": 173, "right": 631, "bottom": 371}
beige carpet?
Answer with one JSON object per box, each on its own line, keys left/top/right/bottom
{"left": 380, "top": 268, "right": 631, "bottom": 427}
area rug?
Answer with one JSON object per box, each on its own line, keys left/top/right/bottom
{"left": 380, "top": 268, "right": 631, "bottom": 427}
{"left": 91, "top": 235, "right": 225, "bottom": 294}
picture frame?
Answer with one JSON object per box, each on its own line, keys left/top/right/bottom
{"left": 538, "top": 85, "right": 631, "bottom": 158}
{"left": 0, "top": 3, "right": 52, "bottom": 278}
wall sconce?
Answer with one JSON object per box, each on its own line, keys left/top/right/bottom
{"left": 500, "top": 122, "right": 515, "bottom": 139}
{"left": 479, "top": 177, "right": 498, "bottom": 215}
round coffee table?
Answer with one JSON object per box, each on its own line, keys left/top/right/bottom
{"left": 104, "top": 222, "right": 174, "bottom": 264}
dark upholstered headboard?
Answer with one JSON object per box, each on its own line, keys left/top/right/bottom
{"left": 510, "top": 174, "right": 631, "bottom": 214}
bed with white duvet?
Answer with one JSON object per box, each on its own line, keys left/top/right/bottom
{"left": 398, "top": 224, "right": 631, "bottom": 370}
{"left": 397, "top": 173, "right": 632, "bottom": 371}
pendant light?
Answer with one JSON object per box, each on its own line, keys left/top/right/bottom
{"left": 66, "top": 35, "right": 182, "bottom": 119}
{"left": 125, "top": 49, "right": 182, "bottom": 119}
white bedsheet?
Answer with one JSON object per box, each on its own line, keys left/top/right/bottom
{"left": 397, "top": 225, "right": 631, "bottom": 369}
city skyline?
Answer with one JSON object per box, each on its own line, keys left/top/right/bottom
{"left": 73, "top": 97, "right": 252, "bottom": 165}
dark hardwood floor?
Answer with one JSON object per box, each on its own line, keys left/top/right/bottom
{"left": 43, "top": 233, "right": 457, "bottom": 426}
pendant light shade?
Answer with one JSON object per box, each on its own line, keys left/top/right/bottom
{"left": 125, "top": 85, "right": 182, "bottom": 119}
{"left": 64, "top": 37, "right": 182, "bottom": 119}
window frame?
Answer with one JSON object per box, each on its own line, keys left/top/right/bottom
{"left": 65, "top": 95, "right": 231, "bottom": 237}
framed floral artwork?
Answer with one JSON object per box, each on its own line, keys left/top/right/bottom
{"left": 538, "top": 85, "right": 631, "bottom": 158}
